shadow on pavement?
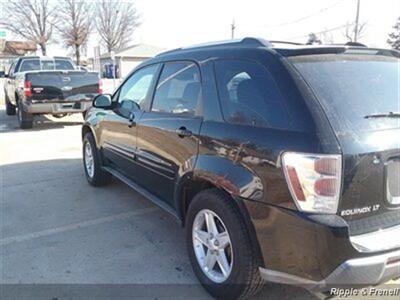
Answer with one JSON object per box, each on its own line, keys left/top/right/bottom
{"left": 0, "top": 107, "right": 83, "bottom": 133}
{"left": 1, "top": 158, "right": 318, "bottom": 299}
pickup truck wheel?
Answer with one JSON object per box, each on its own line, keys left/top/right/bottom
{"left": 5, "top": 96, "right": 16, "bottom": 116}
{"left": 186, "top": 189, "right": 264, "bottom": 299}
{"left": 17, "top": 101, "right": 33, "bottom": 129}
{"left": 83, "top": 132, "right": 112, "bottom": 186}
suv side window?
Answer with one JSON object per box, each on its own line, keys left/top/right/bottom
{"left": 116, "top": 64, "right": 158, "bottom": 118}
{"left": 214, "top": 59, "right": 291, "bottom": 129}
{"left": 152, "top": 61, "right": 201, "bottom": 116}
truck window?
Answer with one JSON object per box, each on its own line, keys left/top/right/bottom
{"left": 19, "top": 59, "right": 41, "bottom": 72}
{"left": 55, "top": 59, "right": 75, "bottom": 70}
{"left": 18, "top": 58, "right": 75, "bottom": 72}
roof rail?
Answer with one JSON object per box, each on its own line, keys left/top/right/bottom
{"left": 157, "top": 37, "right": 272, "bottom": 57}
{"left": 269, "top": 41, "right": 304, "bottom": 46}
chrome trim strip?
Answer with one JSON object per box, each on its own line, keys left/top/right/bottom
{"left": 103, "top": 141, "right": 135, "bottom": 158}
{"left": 350, "top": 224, "right": 400, "bottom": 253}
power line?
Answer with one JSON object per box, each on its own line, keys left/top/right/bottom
{"left": 265, "top": 0, "right": 344, "bottom": 29}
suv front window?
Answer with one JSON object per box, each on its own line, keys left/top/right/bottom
{"left": 117, "top": 64, "right": 159, "bottom": 117}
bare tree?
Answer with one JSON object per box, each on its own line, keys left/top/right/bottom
{"left": 57, "top": 0, "right": 92, "bottom": 65}
{"left": 387, "top": 17, "right": 400, "bottom": 50}
{"left": 306, "top": 33, "right": 322, "bottom": 45}
{"left": 0, "top": 0, "right": 57, "bottom": 55}
{"left": 95, "top": 0, "right": 141, "bottom": 53}
{"left": 343, "top": 22, "right": 367, "bottom": 43}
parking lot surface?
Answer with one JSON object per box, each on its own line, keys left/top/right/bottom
{"left": 0, "top": 108, "right": 397, "bottom": 299}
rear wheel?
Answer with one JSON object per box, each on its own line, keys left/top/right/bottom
{"left": 186, "top": 189, "right": 264, "bottom": 299}
{"left": 5, "top": 96, "right": 16, "bottom": 116}
{"left": 17, "top": 100, "right": 33, "bottom": 129}
{"left": 83, "top": 132, "right": 112, "bottom": 186}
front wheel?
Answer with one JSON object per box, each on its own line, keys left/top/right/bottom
{"left": 186, "top": 189, "right": 264, "bottom": 299}
{"left": 83, "top": 132, "right": 112, "bottom": 186}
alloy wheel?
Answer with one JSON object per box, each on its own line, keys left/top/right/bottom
{"left": 192, "top": 209, "right": 233, "bottom": 283}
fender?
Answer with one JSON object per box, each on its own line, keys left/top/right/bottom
{"left": 193, "top": 155, "right": 264, "bottom": 201}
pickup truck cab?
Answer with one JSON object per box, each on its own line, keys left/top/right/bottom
{"left": 4, "top": 56, "right": 101, "bottom": 129}
{"left": 82, "top": 38, "right": 400, "bottom": 299}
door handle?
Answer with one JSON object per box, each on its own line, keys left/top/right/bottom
{"left": 128, "top": 112, "right": 136, "bottom": 128}
{"left": 176, "top": 126, "right": 192, "bottom": 138}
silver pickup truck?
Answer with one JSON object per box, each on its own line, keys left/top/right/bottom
{"left": 4, "top": 56, "right": 101, "bottom": 129}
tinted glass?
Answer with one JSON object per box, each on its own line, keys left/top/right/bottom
{"left": 41, "top": 60, "right": 55, "bottom": 70}
{"left": 20, "top": 59, "right": 41, "bottom": 72}
{"left": 117, "top": 64, "right": 158, "bottom": 116}
{"left": 152, "top": 62, "right": 201, "bottom": 116}
{"left": 55, "top": 59, "right": 74, "bottom": 70}
{"left": 215, "top": 60, "right": 291, "bottom": 129}
{"left": 290, "top": 54, "right": 400, "bottom": 132}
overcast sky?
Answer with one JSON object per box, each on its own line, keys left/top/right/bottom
{"left": 5, "top": 0, "right": 400, "bottom": 56}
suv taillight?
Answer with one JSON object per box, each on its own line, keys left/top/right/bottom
{"left": 24, "top": 81, "right": 32, "bottom": 97}
{"left": 282, "top": 152, "right": 342, "bottom": 214}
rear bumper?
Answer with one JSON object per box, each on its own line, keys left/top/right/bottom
{"left": 23, "top": 101, "right": 92, "bottom": 114}
{"left": 242, "top": 200, "right": 400, "bottom": 291}
{"left": 259, "top": 249, "right": 400, "bottom": 292}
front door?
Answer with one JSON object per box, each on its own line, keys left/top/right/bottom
{"left": 100, "top": 64, "right": 160, "bottom": 178}
{"left": 135, "top": 61, "right": 203, "bottom": 207}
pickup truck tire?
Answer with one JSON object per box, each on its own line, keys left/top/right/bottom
{"left": 17, "top": 101, "right": 33, "bottom": 129}
{"left": 5, "top": 96, "right": 16, "bottom": 116}
{"left": 186, "top": 189, "right": 264, "bottom": 300}
{"left": 83, "top": 132, "right": 112, "bottom": 186}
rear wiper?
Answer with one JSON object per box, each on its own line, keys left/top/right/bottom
{"left": 364, "top": 112, "right": 400, "bottom": 119}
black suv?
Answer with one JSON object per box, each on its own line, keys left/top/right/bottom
{"left": 82, "top": 38, "right": 400, "bottom": 299}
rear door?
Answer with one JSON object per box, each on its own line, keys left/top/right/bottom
{"left": 100, "top": 64, "right": 160, "bottom": 178}
{"left": 135, "top": 61, "right": 203, "bottom": 206}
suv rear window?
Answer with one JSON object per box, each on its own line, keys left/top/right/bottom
{"left": 290, "top": 53, "right": 400, "bottom": 132}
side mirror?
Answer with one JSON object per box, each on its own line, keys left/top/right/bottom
{"left": 93, "top": 94, "right": 112, "bottom": 109}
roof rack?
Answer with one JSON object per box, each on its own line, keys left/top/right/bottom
{"left": 157, "top": 37, "right": 272, "bottom": 56}
{"left": 269, "top": 41, "right": 304, "bottom": 46}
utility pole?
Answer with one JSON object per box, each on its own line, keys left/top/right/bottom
{"left": 354, "top": 0, "right": 361, "bottom": 42}
{"left": 231, "top": 19, "right": 236, "bottom": 39}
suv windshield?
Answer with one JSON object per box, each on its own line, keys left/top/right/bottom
{"left": 19, "top": 59, "right": 75, "bottom": 72}
{"left": 290, "top": 53, "right": 400, "bottom": 133}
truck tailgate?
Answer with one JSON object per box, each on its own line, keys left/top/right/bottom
{"left": 25, "top": 71, "right": 100, "bottom": 102}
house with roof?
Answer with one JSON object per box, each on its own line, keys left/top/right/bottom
{"left": 94, "top": 43, "right": 165, "bottom": 79}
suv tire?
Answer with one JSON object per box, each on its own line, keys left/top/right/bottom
{"left": 17, "top": 100, "right": 33, "bottom": 129}
{"left": 186, "top": 189, "right": 264, "bottom": 299}
{"left": 5, "top": 96, "right": 16, "bottom": 116}
{"left": 83, "top": 132, "right": 112, "bottom": 186}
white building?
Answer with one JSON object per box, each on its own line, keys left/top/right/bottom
{"left": 96, "top": 43, "right": 165, "bottom": 79}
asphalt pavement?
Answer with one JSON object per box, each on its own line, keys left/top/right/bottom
{"left": 0, "top": 108, "right": 397, "bottom": 300}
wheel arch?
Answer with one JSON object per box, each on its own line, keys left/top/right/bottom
{"left": 82, "top": 124, "right": 100, "bottom": 148}
{"left": 176, "top": 174, "right": 266, "bottom": 268}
